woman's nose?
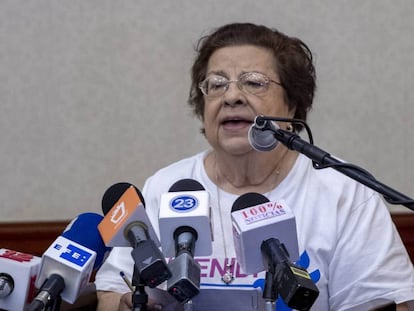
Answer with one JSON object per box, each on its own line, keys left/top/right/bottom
{"left": 223, "top": 82, "right": 246, "bottom": 106}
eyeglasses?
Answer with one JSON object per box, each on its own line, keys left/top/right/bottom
{"left": 198, "top": 72, "right": 282, "bottom": 97}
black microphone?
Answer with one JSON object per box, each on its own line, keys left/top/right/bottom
{"left": 249, "top": 115, "right": 414, "bottom": 211}
{"left": 160, "top": 179, "right": 211, "bottom": 303}
{"left": 29, "top": 274, "right": 65, "bottom": 311}
{"left": 261, "top": 238, "right": 319, "bottom": 311}
{"left": 98, "top": 182, "right": 171, "bottom": 288}
{"left": 231, "top": 192, "right": 319, "bottom": 311}
{"left": 231, "top": 193, "right": 299, "bottom": 274}
{"left": 248, "top": 116, "right": 279, "bottom": 151}
{"left": 30, "top": 213, "right": 110, "bottom": 311}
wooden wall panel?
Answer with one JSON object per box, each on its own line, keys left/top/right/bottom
{"left": 0, "top": 221, "right": 68, "bottom": 257}
{"left": 1, "top": 215, "right": 413, "bottom": 262}
{"left": 392, "top": 214, "right": 414, "bottom": 263}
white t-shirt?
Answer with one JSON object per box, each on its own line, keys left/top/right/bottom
{"left": 95, "top": 151, "right": 414, "bottom": 310}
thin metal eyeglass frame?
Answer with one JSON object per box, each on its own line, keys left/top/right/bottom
{"left": 198, "top": 73, "right": 283, "bottom": 97}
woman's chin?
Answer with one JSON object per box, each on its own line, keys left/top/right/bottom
{"left": 218, "top": 139, "right": 254, "bottom": 156}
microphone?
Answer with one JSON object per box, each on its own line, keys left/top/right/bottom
{"left": 61, "top": 213, "right": 111, "bottom": 270}
{"left": 98, "top": 182, "right": 171, "bottom": 288}
{"left": 250, "top": 117, "right": 414, "bottom": 212}
{"left": 248, "top": 116, "right": 279, "bottom": 151}
{"left": 32, "top": 212, "right": 110, "bottom": 308}
{"left": 159, "top": 179, "right": 212, "bottom": 257}
{"left": 261, "top": 238, "right": 319, "bottom": 310}
{"left": 231, "top": 193, "right": 318, "bottom": 310}
{"left": 30, "top": 274, "right": 65, "bottom": 311}
{"left": 231, "top": 192, "right": 299, "bottom": 274}
{"left": 159, "top": 179, "right": 212, "bottom": 303}
{"left": 0, "top": 249, "right": 41, "bottom": 311}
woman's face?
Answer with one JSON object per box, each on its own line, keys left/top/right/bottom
{"left": 203, "top": 45, "right": 294, "bottom": 156}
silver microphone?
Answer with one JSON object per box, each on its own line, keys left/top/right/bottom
{"left": 248, "top": 116, "right": 279, "bottom": 151}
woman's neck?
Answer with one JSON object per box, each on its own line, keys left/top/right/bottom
{"left": 205, "top": 146, "right": 298, "bottom": 195}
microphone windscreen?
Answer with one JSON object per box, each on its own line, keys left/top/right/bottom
{"left": 61, "top": 213, "right": 111, "bottom": 269}
{"left": 101, "top": 182, "right": 145, "bottom": 215}
{"left": 231, "top": 192, "right": 270, "bottom": 212}
{"left": 248, "top": 121, "right": 279, "bottom": 152}
{"left": 168, "top": 179, "right": 205, "bottom": 192}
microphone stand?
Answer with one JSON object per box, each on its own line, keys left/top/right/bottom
{"left": 261, "top": 238, "right": 319, "bottom": 311}
{"left": 29, "top": 296, "right": 62, "bottom": 311}
{"left": 131, "top": 266, "right": 148, "bottom": 311}
{"left": 183, "top": 299, "right": 194, "bottom": 311}
{"left": 28, "top": 274, "right": 64, "bottom": 311}
{"left": 126, "top": 226, "right": 171, "bottom": 311}
{"left": 260, "top": 116, "right": 414, "bottom": 211}
{"left": 167, "top": 227, "right": 201, "bottom": 311}
{"left": 263, "top": 270, "right": 277, "bottom": 311}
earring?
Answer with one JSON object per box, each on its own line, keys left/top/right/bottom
{"left": 286, "top": 123, "right": 294, "bottom": 132}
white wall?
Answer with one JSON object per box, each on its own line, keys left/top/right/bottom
{"left": 1, "top": 0, "right": 413, "bottom": 221}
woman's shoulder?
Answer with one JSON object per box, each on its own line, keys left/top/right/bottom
{"left": 156, "top": 150, "right": 205, "bottom": 175}
{"left": 296, "top": 153, "right": 358, "bottom": 186}
{"left": 295, "top": 154, "right": 380, "bottom": 205}
{"left": 144, "top": 150, "right": 207, "bottom": 192}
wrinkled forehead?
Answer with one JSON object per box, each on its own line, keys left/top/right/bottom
{"left": 206, "top": 45, "right": 278, "bottom": 78}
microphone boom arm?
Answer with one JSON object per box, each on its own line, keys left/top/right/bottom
{"left": 262, "top": 118, "right": 414, "bottom": 211}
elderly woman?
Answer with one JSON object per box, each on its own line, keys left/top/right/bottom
{"left": 95, "top": 23, "right": 414, "bottom": 311}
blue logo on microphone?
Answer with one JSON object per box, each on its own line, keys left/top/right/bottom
{"left": 170, "top": 195, "right": 198, "bottom": 212}
{"left": 60, "top": 244, "right": 93, "bottom": 267}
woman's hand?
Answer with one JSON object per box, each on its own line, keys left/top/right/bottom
{"left": 117, "top": 292, "right": 132, "bottom": 310}
{"left": 118, "top": 292, "right": 163, "bottom": 311}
